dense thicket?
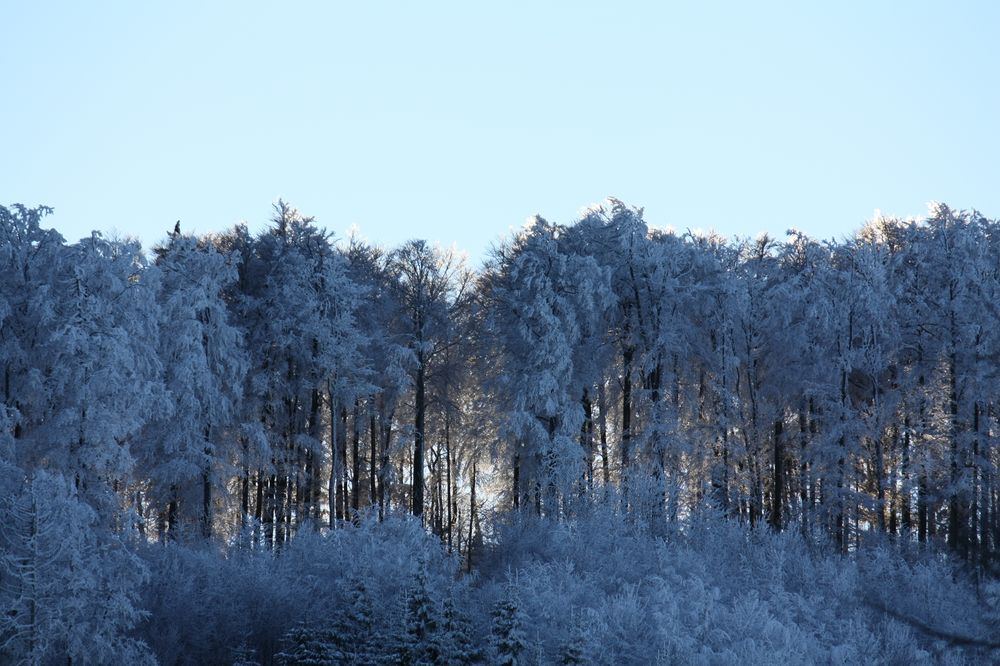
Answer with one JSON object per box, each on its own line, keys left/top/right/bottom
{"left": 2, "top": 199, "right": 1000, "bottom": 663}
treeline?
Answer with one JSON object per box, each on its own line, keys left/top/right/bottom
{"left": 2, "top": 198, "right": 1000, "bottom": 662}
{"left": 484, "top": 199, "right": 1000, "bottom": 565}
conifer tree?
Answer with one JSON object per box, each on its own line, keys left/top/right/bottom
{"left": 441, "top": 596, "right": 484, "bottom": 666}
{"left": 328, "top": 577, "right": 381, "bottom": 665}
{"left": 230, "top": 641, "right": 262, "bottom": 666}
{"left": 403, "top": 567, "right": 444, "bottom": 665}
{"left": 491, "top": 584, "right": 528, "bottom": 666}
{"left": 275, "top": 621, "right": 335, "bottom": 666}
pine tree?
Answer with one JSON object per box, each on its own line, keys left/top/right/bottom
{"left": 557, "top": 642, "right": 586, "bottom": 665}
{"left": 230, "top": 641, "right": 262, "bottom": 666}
{"left": 403, "top": 567, "right": 444, "bottom": 665}
{"left": 442, "top": 597, "right": 484, "bottom": 666}
{"left": 556, "top": 619, "right": 589, "bottom": 665}
{"left": 491, "top": 584, "right": 528, "bottom": 666}
{"left": 275, "top": 621, "right": 335, "bottom": 665}
{"left": 328, "top": 577, "right": 381, "bottom": 665}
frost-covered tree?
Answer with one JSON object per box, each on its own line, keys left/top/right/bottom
{"left": 327, "top": 577, "right": 382, "bottom": 665}
{"left": 402, "top": 567, "right": 444, "bottom": 665}
{"left": 441, "top": 596, "right": 483, "bottom": 666}
{"left": 484, "top": 217, "right": 613, "bottom": 514}
{"left": 345, "top": 238, "right": 412, "bottom": 520}
{"left": 220, "top": 201, "right": 367, "bottom": 545}
{"left": 491, "top": 583, "right": 529, "bottom": 666}
{"left": 389, "top": 240, "right": 469, "bottom": 520}
{"left": 0, "top": 205, "right": 63, "bottom": 451}
{"left": 0, "top": 470, "right": 154, "bottom": 665}
{"left": 275, "top": 621, "right": 336, "bottom": 666}
{"left": 141, "top": 231, "right": 248, "bottom": 540}
{"left": 26, "top": 231, "right": 165, "bottom": 518}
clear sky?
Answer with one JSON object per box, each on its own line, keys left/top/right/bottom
{"left": 3, "top": 2, "right": 999, "bottom": 265}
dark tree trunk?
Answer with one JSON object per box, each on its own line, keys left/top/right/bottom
{"left": 799, "top": 405, "right": 809, "bottom": 537}
{"left": 622, "top": 345, "right": 634, "bottom": 495}
{"left": 598, "top": 382, "right": 611, "bottom": 487}
{"left": 370, "top": 406, "right": 378, "bottom": 507}
{"left": 378, "top": 403, "right": 394, "bottom": 521}
{"left": 351, "top": 399, "right": 361, "bottom": 516}
{"left": 308, "top": 388, "right": 324, "bottom": 522}
{"left": 264, "top": 474, "right": 275, "bottom": 550}
{"left": 328, "top": 388, "right": 338, "bottom": 529}
{"left": 948, "top": 314, "right": 962, "bottom": 555}
{"left": 445, "top": 405, "right": 453, "bottom": 550}
{"left": 202, "top": 468, "right": 212, "bottom": 539}
{"left": 338, "top": 406, "right": 348, "bottom": 522}
{"left": 581, "top": 388, "right": 594, "bottom": 489}
{"left": 901, "top": 414, "right": 912, "bottom": 533}
{"left": 167, "top": 485, "right": 179, "bottom": 542}
{"left": 512, "top": 452, "right": 520, "bottom": 511}
{"left": 771, "top": 418, "right": 783, "bottom": 531}
{"left": 240, "top": 461, "right": 250, "bottom": 530}
{"left": 918, "top": 473, "right": 928, "bottom": 544}
{"left": 413, "top": 350, "right": 426, "bottom": 519}
{"left": 467, "top": 463, "right": 477, "bottom": 574}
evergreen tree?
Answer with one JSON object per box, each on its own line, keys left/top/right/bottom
{"left": 491, "top": 584, "right": 528, "bottom": 666}
{"left": 403, "top": 567, "right": 444, "bottom": 665}
{"left": 275, "top": 621, "right": 335, "bottom": 666}
{"left": 328, "top": 577, "right": 381, "bottom": 665}
{"left": 230, "top": 641, "right": 262, "bottom": 666}
{"left": 441, "top": 596, "right": 484, "bottom": 666}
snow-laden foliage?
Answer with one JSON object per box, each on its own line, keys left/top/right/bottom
{"left": 140, "top": 232, "right": 248, "bottom": 540}
{"left": 136, "top": 516, "right": 458, "bottom": 664}
{"left": 0, "top": 469, "right": 154, "bottom": 665}
{"left": 128, "top": 506, "right": 1000, "bottom": 664}
{"left": 478, "top": 504, "right": 1000, "bottom": 664}
{"left": 484, "top": 216, "right": 614, "bottom": 510}
{"left": 4, "top": 199, "right": 1000, "bottom": 664}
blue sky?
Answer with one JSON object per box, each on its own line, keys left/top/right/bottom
{"left": 3, "top": 2, "right": 998, "bottom": 265}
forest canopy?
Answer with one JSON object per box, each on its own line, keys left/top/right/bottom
{"left": 2, "top": 199, "right": 1000, "bottom": 664}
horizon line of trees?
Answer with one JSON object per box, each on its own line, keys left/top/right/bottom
{"left": 3, "top": 197, "right": 1000, "bottom": 659}
{"left": 4, "top": 199, "right": 1000, "bottom": 553}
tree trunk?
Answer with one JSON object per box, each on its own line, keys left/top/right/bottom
{"left": 167, "top": 485, "right": 178, "bottom": 542}
{"left": 351, "top": 399, "right": 361, "bottom": 516}
{"left": 771, "top": 418, "right": 783, "bottom": 531}
{"left": 445, "top": 406, "right": 453, "bottom": 551}
{"left": 598, "top": 382, "right": 611, "bottom": 487}
{"left": 948, "top": 314, "right": 962, "bottom": 555}
{"left": 512, "top": 452, "right": 520, "bottom": 511}
{"left": 901, "top": 414, "right": 911, "bottom": 534}
{"left": 581, "top": 388, "right": 594, "bottom": 490}
{"left": 413, "top": 350, "right": 426, "bottom": 519}
{"left": 370, "top": 405, "right": 378, "bottom": 507}
{"left": 799, "top": 404, "right": 809, "bottom": 537}
{"left": 338, "top": 406, "right": 348, "bottom": 522}
{"left": 328, "top": 387, "right": 338, "bottom": 529}
{"left": 378, "top": 404, "right": 394, "bottom": 521}
{"left": 467, "top": 463, "right": 477, "bottom": 573}
{"left": 202, "top": 468, "right": 212, "bottom": 539}
{"left": 621, "top": 345, "right": 634, "bottom": 497}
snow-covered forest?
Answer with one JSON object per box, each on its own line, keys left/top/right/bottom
{"left": 3, "top": 199, "right": 1000, "bottom": 664}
